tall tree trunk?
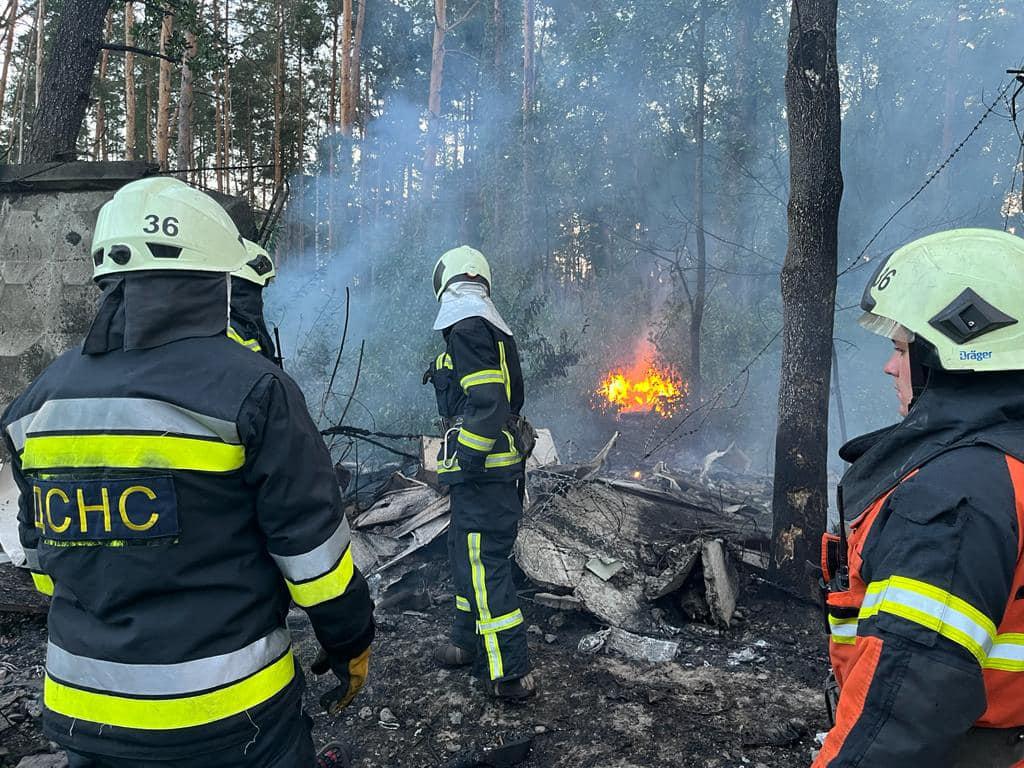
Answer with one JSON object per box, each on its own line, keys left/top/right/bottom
{"left": 348, "top": 0, "right": 365, "bottom": 134}
{"left": 155, "top": 7, "right": 172, "bottom": 170}
{"left": 521, "top": 0, "right": 535, "bottom": 264}
{"left": 213, "top": 0, "right": 223, "bottom": 189}
{"left": 329, "top": 3, "right": 338, "bottom": 126}
{"left": 422, "top": 0, "right": 446, "bottom": 197}
{"left": 123, "top": 0, "right": 136, "bottom": 160}
{"left": 93, "top": 7, "right": 112, "bottom": 159}
{"left": 690, "top": 0, "right": 707, "bottom": 408}
{"left": 33, "top": 0, "right": 43, "bottom": 108}
{"left": 273, "top": 0, "right": 284, "bottom": 187}
{"left": 222, "top": 0, "right": 232, "bottom": 194}
{"left": 246, "top": 91, "right": 254, "bottom": 208}
{"left": 771, "top": 0, "right": 844, "bottom": 596}
{"left": 144, "top": 74, "right": 152, "bottom": 163}
{"left": 25, "top": 0, "right": 112, "bottom": 163}
{"left": 939, "top": 6, "right": 960, "bottom": 196}
{"left": 493, "top": 0, "right": 503, "bottom": 73}
{"left": 176, "top": 26, "right": 197, "bottom": 178}
{"left": 340, "top": 0, "right": 352, "bottom": 136}
{"left": 11, "top": 43, "right": 27, "bottom": 159}
{"left": 0, "top": 0, "right": 19, "bottom": 126}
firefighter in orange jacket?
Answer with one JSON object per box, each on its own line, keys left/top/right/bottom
{"left": 817, "top": 229, "right": 1024, "bottom": 767}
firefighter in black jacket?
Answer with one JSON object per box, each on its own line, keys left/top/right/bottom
{"left": 424, "top": 246, "right": 535, "bottom": 700}
{"left": 1, "top": 177, "right": 373, "bottom": 768}
{"left": 817, "top": 229, "right": 1024, "bottom": 767}
{"left": 229, "top": 238, "right": 278, "bottom": 364}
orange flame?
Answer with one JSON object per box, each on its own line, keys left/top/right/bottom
{"left": 595, "top": 345, "right": 686, "bottom": 418}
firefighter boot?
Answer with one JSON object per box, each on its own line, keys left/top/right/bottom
{"left": 490, "top": 672, "right": 538, "bottom": 701}
{"left": 316, "top": 741, "right": 353, "bottom": 768}
{"left": 434, "top": 642, "right": 475, "bottom": 668}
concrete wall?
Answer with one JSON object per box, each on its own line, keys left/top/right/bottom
{"left": 0, "top": 164, "right": 261, "bottom": 452}
{"left": 0, "top": 189, "right": 112, "bottom": 417}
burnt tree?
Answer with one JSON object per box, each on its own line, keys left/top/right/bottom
{"left": 24, "top": 0, "right": 112, "bottom": 163}
{"left": 771, "top": 0, "right": 843, "bottom": 596}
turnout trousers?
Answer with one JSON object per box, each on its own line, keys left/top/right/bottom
{"left": 447, "top": 478, "right": 530, "bottom": 682}
{"left": 64, "top": 711, "right": 316, "bottom": 768}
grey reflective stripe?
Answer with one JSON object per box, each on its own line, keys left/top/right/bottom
{"left": 23, "top": 547, "right": 41, "bottom": 570}
{"left": 861, "top": 583, "right": 995, "bottom": 659}
{"left": 6, "top": 411, "right": 33, "bottom": 452}
{"left": 271, "top": 518, "right": 352, "bottom": 582}
{"left": 46, "top": 627, "right": 291, "bottom": 697}
{"left": 828, "top": 615, "right": 858, "bottom": 639}
{"left": 988, "top": 639, "right": 1024, "bottom": 665}
{"left": 13, "top": 398, "right": 240, "bottom": 445}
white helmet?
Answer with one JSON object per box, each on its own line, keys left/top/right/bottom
{"left": 233, "top": 239, "right": 276, "bottom": 287}
{"left": 92, "top": 177, "right": 248, "bottom": 279}
{"left": 432, "top": 245, "right": 492, "bottom": 301}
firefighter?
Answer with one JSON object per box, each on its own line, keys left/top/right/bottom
{"left": 423, "top": 246, "right": 535, "bottom": 700}
{"left": 229, "top": 238, "right": 278, "bottom": 363}
{"left": 816, "top": 228, "right": 1024, "bottom": 767}
{"left": 1, "top": 177, "right": 373, "bottom": 768}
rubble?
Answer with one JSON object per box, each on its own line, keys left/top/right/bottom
{"left": 702, "top": 540, "right": 740, "bottom": 628}
{"left": 515, "top": 441, "right": 771, "bottom": 634}
{"left": 604, "top": 627, "right": 680, "bottom": 663}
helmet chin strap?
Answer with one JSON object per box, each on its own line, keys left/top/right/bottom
{"left": 908, "top": 339, "right": 932, "bottom": 409}
{"left": 225, "top": 274, "right": 232, "bottom": 331}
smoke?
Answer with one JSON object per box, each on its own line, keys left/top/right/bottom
{"left": 264, "top": 1, "right": 1024, "bottom": 474}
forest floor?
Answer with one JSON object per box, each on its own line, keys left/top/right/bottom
{"left": 0, "top": 565, "right": 829, "bottom": 768}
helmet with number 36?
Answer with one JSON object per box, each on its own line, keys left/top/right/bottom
{"left": 91, "top": 177, "right": 248, "bottom": 280}
{"left": 859, "top": 228, "right": 1024, "bottom": 372}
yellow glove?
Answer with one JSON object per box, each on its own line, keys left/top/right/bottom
{"left": 312, "top": 646, "right": 371, "bottom": 715}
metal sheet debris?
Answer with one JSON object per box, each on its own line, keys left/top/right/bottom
{"left": 585, "top": 556, "right": 625, "bottom": 582}
{"left": 0, "top": 462, "right": 25, "bottom": 567}
{"left": 604, "top": 627, "right": 680, "bottom": 663}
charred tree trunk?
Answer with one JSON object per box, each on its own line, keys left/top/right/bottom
{"left": 24, "top": 0, "right": 112, "bottom": 163}
{"left": 124, "top": 0, "right": 137, "bottom": 160}
{"left": 93, "top": 7, "right": 113, "bottom": 159}
{"left": 0, "top": 0, "right": 19, "bottom": 126}
{"left": 690, "top": 0, "right": 707, "bottom": 408}
{"left": 155, "top": 7, "right": 173, "bottom": 170}
{"left": 422, "top": 0, "right": 446, "bottom": 197}
{"left": 176, "top": 27, "right": 197, "bottom": 178}
{"left": 771, "top": 0, "right": 843, "bottom": 597}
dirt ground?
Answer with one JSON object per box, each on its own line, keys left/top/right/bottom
{"left": 0, "top": 567, "right": 829, "bottom": 768}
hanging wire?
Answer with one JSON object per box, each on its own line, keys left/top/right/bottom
{"left": 837, "top": 78, "right": 1016, "bottom": 280}
{"left": 648, "top": 75, "right": 1018, "bottom": 455}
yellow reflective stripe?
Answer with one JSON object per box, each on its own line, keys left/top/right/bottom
{"left": 460, "top": 370, "right": 505, "bottom": 391}
{"left": 458, "top": 428, "right": 496, "bottom": 452}
{"left": 828, "top": 614, "right": 858, "bottom": 644}
{"left": 498, "top": 341, "right": 511, "bottom": 402}
{"left": 456, "top": 595, "right": 471, "bottom": 612}
{"left": 477, "top": 608, "right": 523, "bottom": 634}
{"left": 32, "top": 572, "right": 54, "bottom": 596}
{"left": 286, "top": 547, "right": 355, "bottom": 608}
{"left": 227, "top": 327, "right": 262, "bottom": 353}
{"left": 468, "top": 533, "right": 503, "bottom": 680}
{"left": 435, "top": 353, "right": 453, "bottom": 370}
{"left": 21, "top": 435, "right": 245, "bottom": 473}
{"left": 44, "top": 651, "right": 295, "bottom": 730}
{"left": 859, "top": 575, "right": 996, "bottom": 664}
